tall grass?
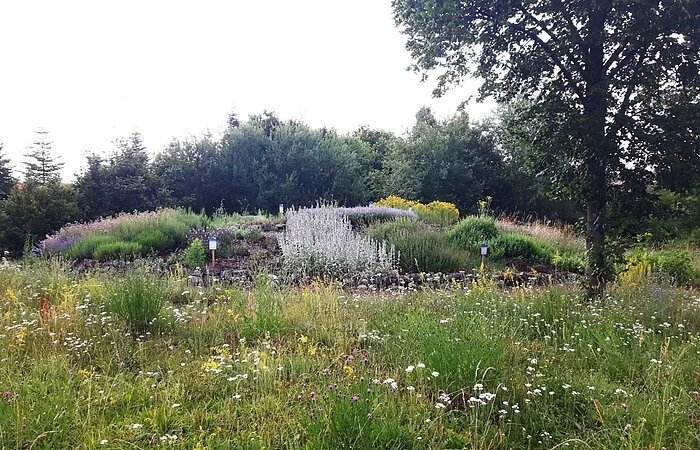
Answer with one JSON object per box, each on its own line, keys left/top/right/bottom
{"left": 495, "top": 217, "right": 584, "bottom": 253}
{"left": 105, "top": 275, "right": 167, "bottom": 331}
{"left": 367, "top": 219, "right": 470, "bottom": 272}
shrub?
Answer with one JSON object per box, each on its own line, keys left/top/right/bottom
{"left": 93, "top": 241, "right": 143, "bottom": 261}
{"left": 446, "top": 216, "right": 500, "bottom": 250}
{"left": 279, "top": 205, "right": 396, "bottom": 278}
{"left": 374, "top": 196, "right": 460, "bottom": 225}
{"left": 425, "top": 201, "right": 460, "bottom": 225}
{"left": 106, "top": 275, "right": 166, "bottom": 331}
{"left": 367, "top": 220, "right": 466, "bottom": 272}
{"left": 133, "top": 230, "right": 174, "bottom": 252}
{"left": 489, "top": 233, "right": 554, "bottom": 263}
{"left": 552, "top": 251, "right": 585, "bottom": 273}
{"left": 184, "top": 239, "right": 206, "bottom": 268}
{"left": 656, "top": 250, "right": 693, "bottom": 284}
{"left": 64, "top": 233, "right": 116, "bottom": 260}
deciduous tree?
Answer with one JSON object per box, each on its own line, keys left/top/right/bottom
{"left": 393, "top": 0, "right": 700, "bottom": 292}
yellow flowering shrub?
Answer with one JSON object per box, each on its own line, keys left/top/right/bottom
{"left": 374, "top": 196, "right": 459, "bottom": 225}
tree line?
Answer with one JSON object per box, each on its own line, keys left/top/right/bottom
{"left": 0, "top": 105, "right": 696, "bottom": 255}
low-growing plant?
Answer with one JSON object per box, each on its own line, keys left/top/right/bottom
{"left": 93, "top": 240, "right": 143, "bottom": 261}
{"left": 279, "top": 205, "right": 396, "bottom": 278}
{"left": 374, "top": 195, "right": 460, "bottom": 225}
{"left": 42, "top": 208, "right": 208, "bottom": 260}
{"left": 446, "top": 216, "right": 500, "bottom": 250}
{"left": 105, "top": 275, "right": 166, "bottom": 331}
{"left": 495, "top": 217, "right": 585, "bottom": 252}
{"left": 367, "top": 219, "right": 467, "bottom": 272}
{"left": 489, "top": 233, "right": 554, "bottom": 263}
{"left": 552, "top": 251, "right": 585, "bottom": 273}
{"left": 63, "top": 233, "right": 116, "bottom": 260}
{"left": 132, "top": 229, "right": 174, "bottom": 252}
{"left": 184, "top": 239, "right": 206, "bottom": 267}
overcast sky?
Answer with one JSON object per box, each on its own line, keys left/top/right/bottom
{"left": 0, "top": 0, "right": 494, "bottom": 181}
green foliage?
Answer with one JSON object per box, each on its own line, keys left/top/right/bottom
{"left": 132, "top": 229, "right": 174, "bottom": 252}
{"left": 105, "top": 275, "right": 166, "bottom": 331}
{"left": 367, "top": 219, "right": 467, "bottom": 272}
{"left": 63, "top": 233, "right": 116, "bottom": 260}
{"left": 0, "top": 182, "right": 79, "bottom": 254}
{"left": 446, "top": 215, "right": 499, "bottom": 250}
{"left": 23, "top": 129, "right": 64, "bottom": 185}
{"left": 393, "top": 0, "right": 700, "bottom": 287}
{"left": 656, "top": 250, "right": 694, "bottom": 285}
{"left": 552, "top": 251, "right": 585, "bottom": 274}
{"left": 215, "top": 116, "right": 366, "bottom": 213}
{"left": 93, "top": 240, "right": 143, "bottom": 261}
{"left": 0, "top": 144, "right": 14, "bottom": 201}
{"left": 184, "top": 239, "right": 206, "bottom": 267}
{"left": 489, "top": 233, "right": 554, "bottom": 263}
{"left": 383, "top": 110, "right": 511, "bottom": 214}
{"left": 56, "top": 209, "right": 208, "bottom": 261}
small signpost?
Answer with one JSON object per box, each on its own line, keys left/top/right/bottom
{"left": 481, "top": 243, "right": 488, "bottom": 271}
{"left": 279, "top": 203, "right": 284, "bottom": 215}
{"left": 368, "top": 201, "right": 373, "bottom": 207}
{"left": 208, "top": 237, "right": 217, "bottom": 265}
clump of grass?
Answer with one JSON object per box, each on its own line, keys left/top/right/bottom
{"left": 367, "top": 219, "right": 468, "bottom": 272}
{"left": 446, "top": 216, "right": 500, "bottom": 249}
{"left": 105, "top": 275, "right": 166, "bottom": 331}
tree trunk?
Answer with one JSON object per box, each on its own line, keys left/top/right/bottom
{"left": 583, "top": 5, "right": 609, "bottom": 297}
{"left": 586, "top": 150, "right": 606, "bottom": 296}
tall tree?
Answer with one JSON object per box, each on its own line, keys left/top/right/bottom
{"left": 105, "top": 132, "right": 158, "bottom": 214}
{"left": 0, "top": 184, "right": 78, "bottom": 254}
{"left": 0, "top": 142, "right": 14, "bottom": 200}
{"left": 153, "top": 135, "right": 219, "bottom": 212}
{"left": 386, "top": 108, "right": 510, "bottom": 213}
{"left": 393, "top": 0, "right": 700, "bottom": 292}
{"left": 74, "top": 153, "right": 109, "bottom": 221}
{"left": 23, "top": 129, "right": 64, "bottom": 185}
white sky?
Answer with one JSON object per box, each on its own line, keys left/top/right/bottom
{"left": 0, "top": 0, "right": 494, "bottom": 182}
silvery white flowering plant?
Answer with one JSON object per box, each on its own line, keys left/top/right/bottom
{"left": 280, "top": 205, "right": 397, "bottom": 278}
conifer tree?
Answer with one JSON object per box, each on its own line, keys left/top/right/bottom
{"left": 23, "top": 129, "right": 64, "bottom": 185}
{"left": 0, "top": 142, "right": 14, "bottom": 200}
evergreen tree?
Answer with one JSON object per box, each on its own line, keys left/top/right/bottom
{"left": 0, "top": 142, "right": 14, "bottom": 200}
{"left": 23, "top": 129, "right": 64, "bottom": 185}
{"left": 74, "top": 153, "right": 109, "bottom": 221}
{"left": 105, "top": 132, "right": 158, "bottom": 214}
